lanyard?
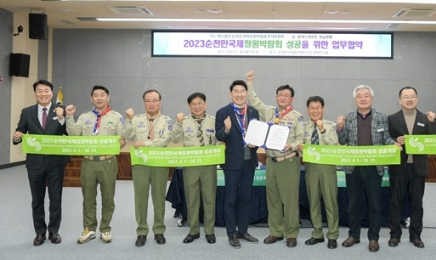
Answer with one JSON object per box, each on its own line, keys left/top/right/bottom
{"left": 274, "top": 105, "right": 293, "bottom": 124}
{"left": 231, "top": 103, "right": 247, "bottom": 145}
{"left": 92, "top": 106, "right": 111, "bottom": 136}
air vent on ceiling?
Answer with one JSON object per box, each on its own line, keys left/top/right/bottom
{"left": 392, "top": 8, "right": 436, "bottom": 17}
{"left": 61, "top": 20, "right": 75, "bottom": 25}
{"left": 109, "top": 6, "right": 154, "bottom": 16}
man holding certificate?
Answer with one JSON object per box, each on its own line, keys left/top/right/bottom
{"left": 387, "top": 86, "right": 435, "bottom": 248}
{"left": 298, "top": 96, "right": 339, "bottom": 249}
{"left": 215, "top": 80, "right": 260, "bottom": 249}
{"left": 245, "top": 71, "right": 304, "bottom": 248}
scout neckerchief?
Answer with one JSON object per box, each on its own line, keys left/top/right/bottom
{"left": 192, "top": 113, "right": 207, "bottom": 146}
{"left": 146, "top": 113, "right": 160, "bottom": 140}
{"left": 92, "top": 106, "right": 111, "bottom": 136}
{"left": 274, "top": 105, "right": 293, "bottom": 124}
{"left": 231, "top": 102, "right": 247, "bottom": 145}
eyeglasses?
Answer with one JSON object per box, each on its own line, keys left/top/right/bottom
{"left": 401, "top": 95, "right": 417, "bottom": 100}
{"left": 277, "top": 94, "right": 291, "bottom": 98}
{"left": 144, "top": 99, "right": 161, "bottom": 104}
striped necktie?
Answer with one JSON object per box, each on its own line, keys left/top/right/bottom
{"left": 311, "top": 124, "right": 319, "bottom": 145}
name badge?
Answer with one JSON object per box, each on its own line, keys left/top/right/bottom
{"left": 376, "top": 128, "right": 384, "bottom": 132}
{"left": 417, "top": 122, "right": 425, "bottom": 127}
{"left": 52, "top": 117, "right": 58, "bottom": 120}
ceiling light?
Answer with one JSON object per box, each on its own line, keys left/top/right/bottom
{"left": 208, "top": 9, "right": 222, "bottom": 14}
{"left": 325, "top": 10, "right": 339, "bottom": 15}
{"left": 341, "top": 10, "right": 351, "bottom": 14}
{"left": 94, "top": 17, "right": 436, "bottom": 25}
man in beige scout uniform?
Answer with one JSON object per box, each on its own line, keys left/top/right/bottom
{"left": 122, "top": 89, "right": 173, "bottom": 247}
{"left": 245, "top": 71, "right": 304, "bottom": 248}
{"left": 298, "top": 96, "right": 339, "bottom": 249}
{"left": 65, "top": 85, "right": 124, "bottom": 244}
{"left": 171, "top": 92, "right": 218, "bottom": 244}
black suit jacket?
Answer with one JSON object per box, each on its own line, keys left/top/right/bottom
{"left": 388, "top": 109, "right": 435, "bottom": 176}
{"left": 13, "top": 103, "right": 71, "bottom": 170}
{"left": 215, "top": 103, "right": 259, "bottom": 170}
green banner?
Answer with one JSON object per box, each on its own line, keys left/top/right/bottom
{"left": 404, "top": 135, "right": 436, "bottom": 155}
{"left": 22, "top": 134, "right": 120, "bottom": 155}
{"left": 130, "top": 145, "right": 225, "bottom": 167}
{"left": 303, "top": 145, "right": 400, "bottom": 165}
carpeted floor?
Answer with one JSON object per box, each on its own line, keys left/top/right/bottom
{"left": 0, "top": 165, "right": 435, "bottom": 259}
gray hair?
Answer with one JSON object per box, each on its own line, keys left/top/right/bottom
{"left": 353, "top": 85, "right": 374, "bottom": 98}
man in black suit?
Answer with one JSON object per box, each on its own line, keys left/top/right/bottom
{"left": 12, "top": 80, "right": 71, "bottom": 246}
{"left": 215, "top": 80, "right": 260, "bottom": 249}
{"left": 387, "top": 86, "right": 435, "bottom": 248}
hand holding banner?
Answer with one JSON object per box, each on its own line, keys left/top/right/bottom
{"left": 130, "top": 145, "right": 225, "bottom": 167}
{"left": 404, "top": 135, "right": 436, "bottom": 154}
{"left": 302, "top": 144, "right": 401, "bottom": 165}
{"left": 22, "top": 134, "right": 120, "bottom": 155}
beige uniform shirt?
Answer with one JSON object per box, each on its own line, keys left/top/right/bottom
{"left": 171, "top": 114, "right": 218, "bottom": 147}
{"left": 66, "top": 110, "right": 124, "bottom": 137}
{"left": 121, "top": 114, "right": 172, "bottom": 147}
{"left": 247, "top": 83, "right": 304, "bottom": 158}
{"left": 302, "top": 120, "right": 339, "bottom": 146}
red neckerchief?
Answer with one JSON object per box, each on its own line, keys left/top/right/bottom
{"left": 274, "top": 105, "right": 293, "bottom": 124}
{"left": 92, "top": 106, "right": 111, "bottom": 136}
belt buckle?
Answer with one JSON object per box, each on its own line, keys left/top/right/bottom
{"left": 271, "top": 157, "right": 278, "bottom": 162}
{"left": 93, "top": 156, "right": 100, "bottom": 161}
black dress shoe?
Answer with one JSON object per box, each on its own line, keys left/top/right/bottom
{"left": 369, "top": 240, "right": 380, "bottom": 252}
{"left": 206, "top": 234, "right": 216, "bottom": 244}
{"left": 410, "top": 238, "right": 424, "bottom": 248}
{"left": 238, "top": 233, "right": 259, "bottom": 244}
{"left": 228, "top": 235, "right": 241, "bottom": 249}
{"left": 49, "top": 232, "right": 61, "bottom": 244}
{"left": 305, "top": 237, "right": 325, "bottom": 245}
{"left": 154, "top": 234, "right": 166, "bottom": 245}
{"left": 33, "top": 234, "right": 46, "bottom": 246}
{"left": 183, "top": 233, "right": 200, "bottom": 244}
{"left": 135, "top": 235, "right": 147, "bottom": 247}
{"left": 388, "top": 238, "right": 400, "bottom": 247}
{"left": 327, "top": 239, "right": 337, "bottom": 249}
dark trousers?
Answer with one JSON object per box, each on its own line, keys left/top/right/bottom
{"left": 346, "top": 166, "right": 382, "bottom": 241}
{"left": 223, "top": 160, "right": 255, "bottom": 237}
{"left": 27, "top": 163, "right": 65, "bottom": 235}
{"left": 389, "top": 163, "right": 425, "bottom": 240}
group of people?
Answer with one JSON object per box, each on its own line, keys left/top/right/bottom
{"left": 12, "top": 74, "right": 435, "bottom": 253}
